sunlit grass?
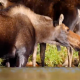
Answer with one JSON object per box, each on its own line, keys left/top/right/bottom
{"left": 36, "top": 44, "right": 78, "bottom": 67}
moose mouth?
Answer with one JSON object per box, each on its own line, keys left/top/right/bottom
{"left": 55, "top": 39, "right": 80, "bottom": 51}
{"left": 70, "top": 44, "right": 80, "bottom": 51}
{"left": 55, "top": 39, "right": 71, "bottom": 47}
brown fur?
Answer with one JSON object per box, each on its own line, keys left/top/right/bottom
{"left": 0, "top": 12, "right": 35, "bottom": 67}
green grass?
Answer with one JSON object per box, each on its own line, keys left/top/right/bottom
{"left": 35, "top": 44, "right": 78, "bottom": 67}
{"left": 0, "top": 58, "right": 3, "bottom": 66}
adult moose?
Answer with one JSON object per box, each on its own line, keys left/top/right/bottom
{"left": 1, "top": 0, "right": 80, "bottom": 67}
{"left": 0, "top": 4, "right": 80, "bottom": 67}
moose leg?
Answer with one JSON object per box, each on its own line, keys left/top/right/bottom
{"left": 78, "top": 51, "right": 80, "bottom": 63}
{"left": 40, "top": 41, "right": 60, "bottom": 67}
{"left": 40, "top": 43, "right": 46, "bottom": 67}
{"left": 16, "top": 47, "right": 28, "bottom": 67}
{"left": 67, "top": 47, "right": 73, "bottom": 67}
{"left": 6, "top": 62, "right": 10, "bottom": 67}
{"left": 78, "top": 51, "right": 80, "bottom": 67}
{"left": 56, "top": 45, "right": 61, "bottom": 51}
{"left": 32, "top": 43, "right": 38, "bottom": 67}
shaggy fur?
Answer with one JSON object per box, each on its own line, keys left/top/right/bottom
{"left": 0, "top": 12, "right": 35, "bottom": 67}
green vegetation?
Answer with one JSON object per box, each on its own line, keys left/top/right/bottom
{"left": 35, "top": 44, "right": 78, "bottom": 67}
{"left": 0, "top": 58, "right": 3, "bottom": 66}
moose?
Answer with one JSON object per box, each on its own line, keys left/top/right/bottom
{"left": 0, "top": 4, "right": 80, "bottom": 67}
{"left": 1, "top": 0, "right": 80, "bottom": 67}
{"left": 20, "top": 0, "right": 80, "bottom": 67}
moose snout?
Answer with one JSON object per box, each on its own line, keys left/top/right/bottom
{"left": 68, "top": 30, "right": 80, "bottom": 51}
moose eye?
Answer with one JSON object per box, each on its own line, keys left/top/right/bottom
{"left": 67, "top": 28, "right": 69, "bottom": 32}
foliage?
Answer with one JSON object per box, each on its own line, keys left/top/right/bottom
{"left": 36, "top": 44, "right": 78, "bottom": 67}
{"left": 0, "top": 58, "right": 3, "bottom": 65}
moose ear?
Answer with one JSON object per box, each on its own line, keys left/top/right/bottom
{"left": 0, "top": 0, "right": 8, "bottom": 8}
{"left": 59, "top": 14, "right": 64, "bottom": 25}
{"left": 78, "top": 9, "right": 80, "bottom": 18}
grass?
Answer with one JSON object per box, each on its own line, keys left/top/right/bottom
{"left": 0, "top": 58, "right": 3, "bottom": 66}
{"left": 35, "top": 44, "right": 78, "bottom": 67}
